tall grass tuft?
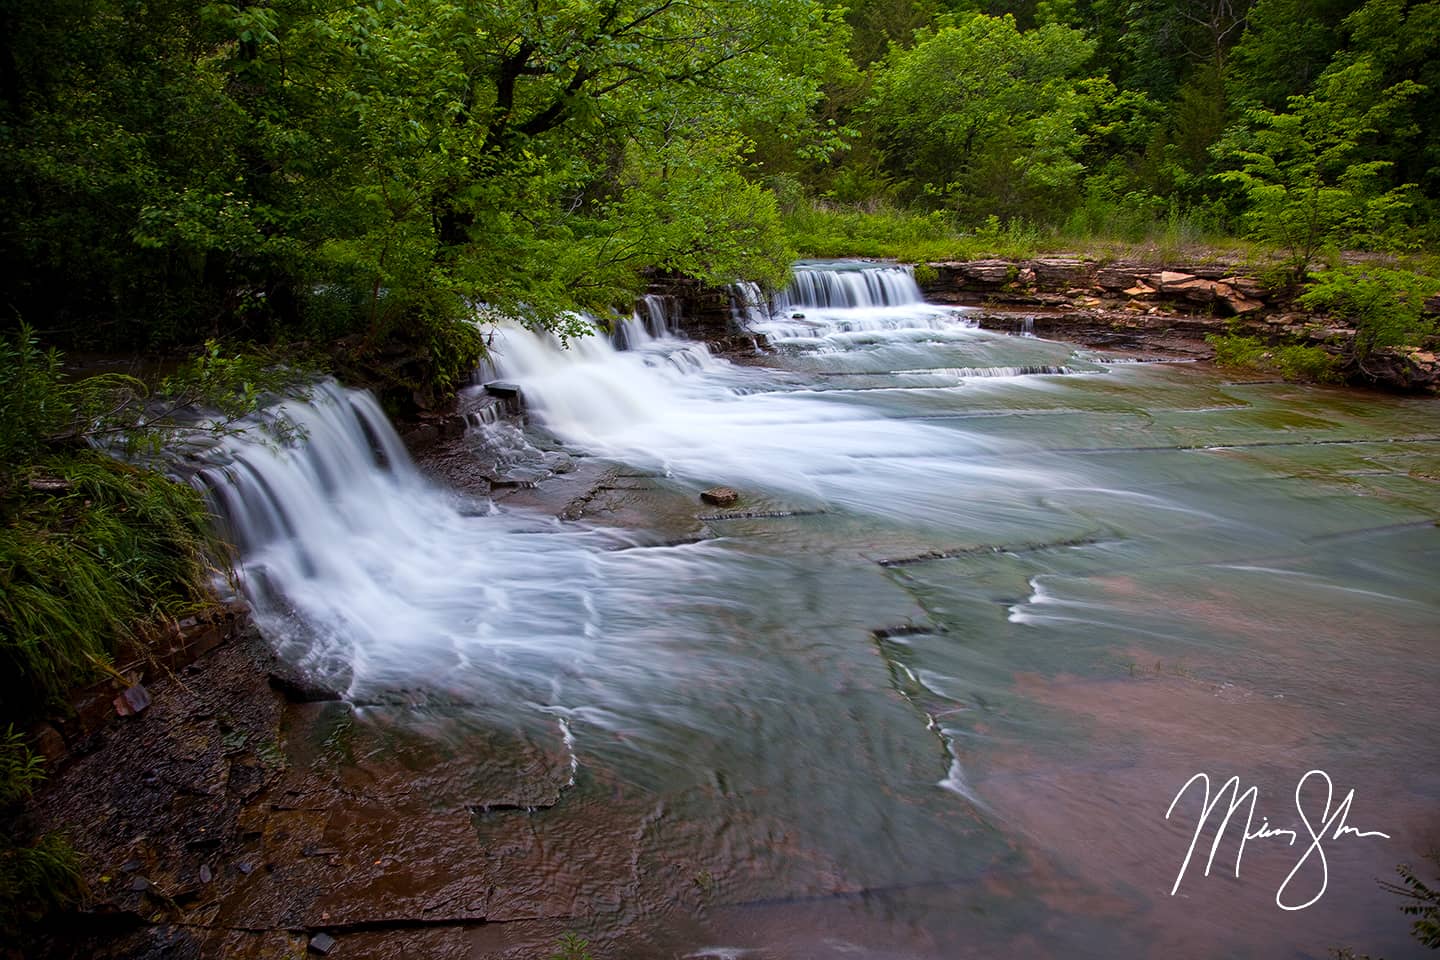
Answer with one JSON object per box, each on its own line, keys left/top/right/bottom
{"left": 0, "top": 327, "right": 219, "bottom": 718}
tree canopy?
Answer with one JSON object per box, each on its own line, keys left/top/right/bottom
{"left": 2, "top": 0, "right": 1438, "bottom": 399}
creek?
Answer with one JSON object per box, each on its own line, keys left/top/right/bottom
{"left": 191, "top": 261, "right": 1440, "bottom": 959}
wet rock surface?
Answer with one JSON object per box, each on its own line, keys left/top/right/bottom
{"left": 25, "top": 421, "right": 740, "bottom": 959}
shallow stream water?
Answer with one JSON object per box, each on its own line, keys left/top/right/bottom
{"left": 195, "top": 262, "right": 1440, "bottom": 959}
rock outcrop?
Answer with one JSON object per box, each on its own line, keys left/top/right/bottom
{"left": 918, "top": 256, "right": 1439, "bottom": 393}
{"left": 923, "top": 257, "right": 1276, "bottom": 317}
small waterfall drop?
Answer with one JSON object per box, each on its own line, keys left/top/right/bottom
{"left": 746, "top": 260, "right": 976, "bottom": 345}
{"left": 612, "top": 294, "right": 681, "bottom": 350}
{"left": 187, "top": 379, "right": 631, "bottom": 698}
{"left": 779, "top": 262, "right": 926, "bottom": 310}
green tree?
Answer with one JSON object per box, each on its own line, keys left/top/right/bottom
{"left": 865, "top": 13, "right": 1106, "bottom": 221}
{"left": 1214, "top": 57, "right": 1422, "bottom": 279}
{"left": 1228, "top": 0, "right": 1364, "bottom": 109}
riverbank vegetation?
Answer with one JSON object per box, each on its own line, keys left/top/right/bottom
{"left": 5, "top": 1, "right": 1437, "bottom": 403}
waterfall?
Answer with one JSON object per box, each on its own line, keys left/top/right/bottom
{"left": 611, "top": 294, "right": 681, "bottom": 350}
{"left": 742, "top": 261, "right": 976, "bottom": 344}
{"left": 778, "top": 262, "right": 925, "bottom": 310}
{"left": 183, "top": 275, "right": 1058, "bottom": 701}
{"left": 728, "top": 281, "right": 770, "bottom": 327}
{"left": 186, "top": 379, "right": 630, "bottom": 698}
{"left": 923, "top": 365, "right": 1075, "bottom": 379}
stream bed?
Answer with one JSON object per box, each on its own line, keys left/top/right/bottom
{"left": 194, "top": 262, "right": 1440, "bottom": 959}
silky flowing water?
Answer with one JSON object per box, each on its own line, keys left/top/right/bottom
{"left": 194, "top": 262, "right": 1440, "bottom": 959}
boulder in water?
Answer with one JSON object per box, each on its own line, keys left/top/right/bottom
{"left": 700, "top": 486, "right": 740, "bottom": 507}
{"left": 483, "top": 381, "right": 522, "bottom": 401}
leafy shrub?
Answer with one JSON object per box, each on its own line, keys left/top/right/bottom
{"left": 548, "top": 932, "right": 594, "bottom": 960}
{"left": 1384, "top": 855, "right": 1440, "bottom": 949}
{"left": 1208, "top": 333, "right": 1341, "bottom": 383}
{"left": 1298, "top": 266, "right": 1440, "bottom": 359}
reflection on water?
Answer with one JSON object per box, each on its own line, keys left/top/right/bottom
{"left": 203, "top": 263, "right": 1440, "bottom": 959}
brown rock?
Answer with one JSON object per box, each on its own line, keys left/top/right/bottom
{"left": 1154, "top": 271, "right": 1197, "bottom": 290}
{"left": 1030, "top": 258, "right": 1088, "bottom": 284}
{"left": 1220, "top": 276, "right": 1269, "bottom": 300}
{"left": 28, "top": 722, "right": 67, "bottom": 765}
{"left": 700, "top": 487, "right": 739, "bottom": 507}
{"left": 1219, "top": 293, "right": 1264, "bottom": 315}
{"left": 1095, "top": 266, "right": 1144, "bottom": 290}
{"left": 1167, "top": 278, "right": 1222, "bottom": 301}
{"left": 114, "top": 684, "right": 152, "bottom": 717}
{"left": 958, "top": 260, "right": 1017, "bottom": 284}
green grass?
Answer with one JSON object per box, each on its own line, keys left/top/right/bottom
{"left": 781, "top": 200, "right": 1282, "bottom": 268}
{"left": 0, "top": 729, "right": 84, "bottom": 944}
{"left": 0, "top": 454, "right": 218, "bottom": 716}
{"left": 1, "top": 328, "right": 222, "bottom": 719}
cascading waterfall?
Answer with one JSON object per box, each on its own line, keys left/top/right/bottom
{"left": 186, "top": 379, "right": 636, "bottom": 700}
{"left": 777, "top": 262, "right": 926, "bottom": 310}
{"left": 747, "top": 260, "right": 976, "bottom": 344}
{"left": 611, "top": 293, "right": 681, "bottom": 350}
{"left": 191, "top": 262, "right": 1082, "bottom": 701}
{"left": 728, "top": 280, "right": 771, "bottom": 327}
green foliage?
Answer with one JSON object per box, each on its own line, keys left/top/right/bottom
{"left": 1208, "top": 333, "right": 1343, "bottom": 382}
{"left": 1297, "top": 265, "right": 1440, "bottom": 359}
{"left": 0, "top": 729, "right": 43, "bottom": 808}
{"left": 0, "top": 831, "right": 84, "bottom": 942}
{"left": 1, "top": 0, "right": 851, "bottom": 400}
{"left": 1214, "top": 57, "right": 1424, "bottom": 280}
{"left": 782, "top": 202, "right": 962, "bottom": 260}
{"left": 0, "top": 329, "right": 224, "bottom": 717}
{"left": 0, "top": 732, "right": 84, "bottom": 942}
{"left": 3, "top": 0, "right": 1440, "bottom": 386}
{"left": 548, "top": 932, "right": 594, "bottom": 960}
{"left": 1382, "top": 855, "right": 1440, "bottom": 949}
{"left": 865, "top": 14, "right": 1106, "bottom": 222}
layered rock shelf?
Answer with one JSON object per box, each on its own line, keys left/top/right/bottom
{"left": 919, "top": 257, "right": 1439, "bottom": 392}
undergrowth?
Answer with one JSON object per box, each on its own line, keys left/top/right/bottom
{"left": 0, "top": 729, "right": 84, "bottom": 944}
{"left": 1208, "top": 333, "right": 1342, "bottom": 383}
{"left": 781, "top": 200, "right": 1281, "bottom": 267}
{"left": 1, "top": 329, "right": 222, "bottom": 718}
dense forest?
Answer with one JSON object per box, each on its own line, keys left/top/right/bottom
{"left": 3, "top": 0, "right": 1438, "bottom": 397}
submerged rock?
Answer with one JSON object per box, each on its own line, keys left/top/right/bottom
{"left": 267, "top": 668, "right": 343, "bottom": 703}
